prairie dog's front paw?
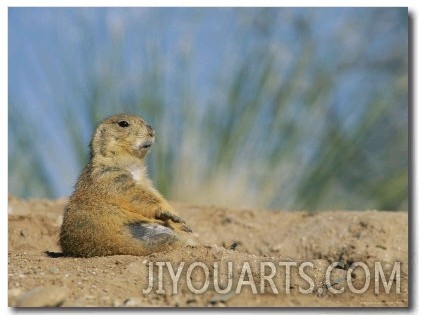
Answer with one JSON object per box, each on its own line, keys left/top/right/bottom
{"left": 181, "top": 224, "right": 192, "bottom": 233}
{"left": 155, "top": 210, "right": 192, "bottom": 233}
{"left": 168, "top": 221, "right": 193, "bottom": 233}
{"left": 155, "top": 210, "right": 185, "bottom": 224}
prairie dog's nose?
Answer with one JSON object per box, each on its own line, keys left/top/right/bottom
{"left": 147, "top": 125, "right": 155, "bottom": 137}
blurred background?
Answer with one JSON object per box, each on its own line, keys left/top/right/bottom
{"left": 8, "top": 7, "right": 408, "bottom": 211}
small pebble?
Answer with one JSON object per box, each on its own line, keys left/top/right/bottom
{"left": 16, "top": 286, "right": 68, "bottom": 307}
{"left": 271, "top": 244, "right": 283, "bottom": 252}
{"left": 209, "top": 291, "right": 235, "bottom": 304}
{"left": 123, "top": 297, "right": 143, "bottom": 307}
{"left": 8, "top": 288, "right": 22, "bottom": 305}
{"left": 48, "top": 267, "right": 58, "bottom": 273}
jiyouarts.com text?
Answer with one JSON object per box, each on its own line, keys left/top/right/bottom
{"left": 142, "top": 261, "right": 401, "bottom": 295}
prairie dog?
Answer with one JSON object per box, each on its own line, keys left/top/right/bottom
{"left": 60, "top": 114, "right": 192, "bottom": 257}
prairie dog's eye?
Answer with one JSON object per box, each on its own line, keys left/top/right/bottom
{"left": 118, "top": 120, "right": 129, "bottom": 128}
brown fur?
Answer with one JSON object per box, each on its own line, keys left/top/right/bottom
{"left": 60, "top": 114, "right": 192, "bottom": 257}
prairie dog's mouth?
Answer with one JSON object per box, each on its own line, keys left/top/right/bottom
{"left": 136, "top": 138, "right": 154, "bottom": 151}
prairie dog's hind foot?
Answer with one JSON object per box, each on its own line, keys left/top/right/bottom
{"left": 127, "top": 222, "right": 198, "bottom": 251}
{"left": 127, "top": 223, "right": 178, "bottom": 247}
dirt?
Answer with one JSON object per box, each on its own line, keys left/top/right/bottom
{"left": 8, "top": 195, "right": 408, "bottom": 308}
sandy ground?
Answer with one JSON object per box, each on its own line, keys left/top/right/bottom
{"left": 8, "top": 196, "right": 408, "bottom": 308}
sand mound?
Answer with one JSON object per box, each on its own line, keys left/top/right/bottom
{"left": 8, "top": 196, "right": 408, "bottom": 307}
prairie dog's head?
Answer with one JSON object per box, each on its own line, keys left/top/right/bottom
{"left": 91, "top": 114, "right": 155, "bottom": 160}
